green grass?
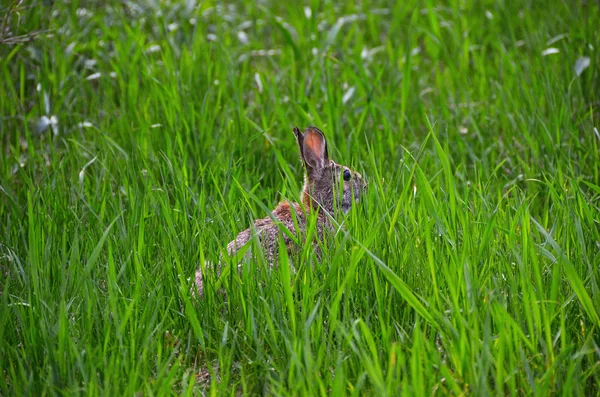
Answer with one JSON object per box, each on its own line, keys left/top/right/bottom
{"left": 1, "top": 0, "right": 599, "bottom": 395}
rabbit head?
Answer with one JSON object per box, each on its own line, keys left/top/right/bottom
{"left": 293, "top": 126, "right": 366, "bottom": 215}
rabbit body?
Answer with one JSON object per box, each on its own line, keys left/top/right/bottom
{"left": 194, "top": 126, "right": 366, "bottom": 297}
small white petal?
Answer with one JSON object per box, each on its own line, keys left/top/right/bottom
{"left": 304, "top": 6, "right": 312, "bottom": 18}
{"left": 342, "top": 86, "right": 355, "bottom": 104}
{"left": 238, "top": 21, "right": 252, "bottom": 30}
{"left": 361, "top": 47, "right": 368, "bottom": 59}
{"left": 65, "top": 42, "right": 76, "bottom": 55}
{"left": 36, "top": 116, "right": 50, "bottom": 133}
{"left": 547, "top": 33, "right": 567, "bottom": 45}
{"left": 237, "top": 31, "right": 249, "bottom": 44}
{"left": 146, "top": 44, "right": 161, "bottom": 54}
{"left": 86, "top": 72, "right": 101, "bottom": 80}
{"left": 541, "top": 47, "right": 560, "bottom": 56}
{"left": 45, "top": 115, "right": 59, "bottom": 135}
{"left": 575, "top": 56, "right": 590, "bottom": 76}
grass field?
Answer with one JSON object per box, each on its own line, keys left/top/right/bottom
{"left": 1, "top": 0, "right": 600, "bottom": 395}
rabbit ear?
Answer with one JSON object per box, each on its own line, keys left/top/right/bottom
{"left": 293, "top": 126, "right": 308, "bottom": 165}
{"left": 293, "top": 126, "right": 304, "bottom": 154}
{"left": 301, "top": 127, "right": 328, "bottom": 170}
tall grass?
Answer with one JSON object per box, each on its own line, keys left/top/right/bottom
{"left": 1, "top": 0, "right": 599, "bottom": 394}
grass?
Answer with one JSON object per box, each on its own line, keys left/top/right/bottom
{"left": 1, "top": 0, "right": 599, "bottom": 395}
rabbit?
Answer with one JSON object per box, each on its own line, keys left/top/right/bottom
{"left": 193, "top": 126, "right": 366, "bottom": 297}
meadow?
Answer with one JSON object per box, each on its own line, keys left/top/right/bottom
{"left": 1, "top": 0, "right": 599, "bottom": 395}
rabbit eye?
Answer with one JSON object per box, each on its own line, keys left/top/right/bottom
{"left": 343, "top": 169, "right": 351, "bottom": 181}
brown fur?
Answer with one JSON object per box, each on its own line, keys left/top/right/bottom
{"left": 193, "top": 126, "right": 366, "bottom": 297}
